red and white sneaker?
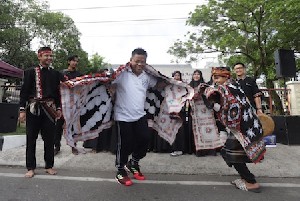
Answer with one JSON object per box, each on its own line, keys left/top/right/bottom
{"left": 115, "top": 170, "right": 133, "bottom": 186}
{"left": 125, "top": 162, "right": 145, "bottom": 180}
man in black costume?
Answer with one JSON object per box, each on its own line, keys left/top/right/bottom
{"left": 19, "top": 47, "right": 62, "bottom": 178}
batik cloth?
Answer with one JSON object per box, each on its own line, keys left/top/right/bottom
{"left": 28, "top": 99, "right": 57, "bottom": 123}
{"left": 204, "top": 82, "right": 266, "bottom": 163}
{"left": 60, "top": 75, "right": 112, "bottom": 147}
{"left": 60, "top": 64, "right": 194, "bottom": 148}
{"left": 189, "top": 97, "right": 225, "bottom": 151}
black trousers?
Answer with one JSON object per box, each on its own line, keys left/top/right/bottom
{"left": 233, "top": 163, "right": 256, "bottom": 184}
{"left": 26, "top": 109, "right": 56, "bottom": 170}
{"left": 115, "top": 115, "right": 151, "bottom": 170}
{"left": 54, "top": 118, "right": 64, "bottom": 148}
{"left": 221, "top": 134, "right": 256, "bottom": 184}
{"left": 83, "top": 128, "right": 112, "bottom": 152}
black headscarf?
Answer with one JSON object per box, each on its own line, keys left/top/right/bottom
{"left": 189, "top": 69, "right": 205, "bottom": 88}
{"left": 172, "top": 71, "right": 182, "bottom": 81}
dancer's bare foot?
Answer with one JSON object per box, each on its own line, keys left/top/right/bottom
{"left": 25, "top": 170, "right": 35, "bottom": 178}
{"left": 45, "top": 168, "right": 57, "bottom": 175}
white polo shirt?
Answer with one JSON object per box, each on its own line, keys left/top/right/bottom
{"left": 112, "top": 69, "right": 157, "bottom": 122}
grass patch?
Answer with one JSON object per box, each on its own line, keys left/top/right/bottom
{"left": 0, "top": 123, "right": 26, "bottom": 136}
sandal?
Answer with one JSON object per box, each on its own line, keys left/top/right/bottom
{"left": 230, "top": 179, "right": 242, "bottom": 185}
{"left": 234, "top": 179, "right": 261, "bottom": 193}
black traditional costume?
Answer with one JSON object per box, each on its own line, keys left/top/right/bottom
{"left": 204, "top": 67, "right": 266, "bottom": 187}
{"left": 20, "top": 65, "right": 61, "bottom": 170}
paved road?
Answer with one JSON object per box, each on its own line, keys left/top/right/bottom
{"left": 1, "top": 138, "right": 300, "bottom": 201}
{"left": 1, "top": 138, "right": 300, "bottom": 177}
{"left": 1, "top": 167, "right": 300, "bottom": 201}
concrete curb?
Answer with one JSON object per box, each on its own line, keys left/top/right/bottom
{"left": 0, "top": 135, "right": 26, "bottom": 151}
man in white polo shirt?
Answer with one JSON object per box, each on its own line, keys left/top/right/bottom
{"left": 113, "top": 48, "right": 158, "bottom": 186}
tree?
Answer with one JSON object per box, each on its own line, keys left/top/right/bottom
{"left": 0, "top": 0, "right": 44, "bottom": 69}
{"left": 0, "top": 0, "right": 89, "bottom": 72}
{"left": 85, "top": 53, "right": 110, "bottom": 74}
{"left": 168, "top": 0, "right": 300, "bottom": 114}
{"left": 34, "top": 11, "right": 89, "bottom": 71}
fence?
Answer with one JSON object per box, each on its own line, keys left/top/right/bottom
{"left": 0, "top": 85, "right": 21, "bottom": 103}
{"left": 261, "top": 88, "right": 291, "bottom": 115}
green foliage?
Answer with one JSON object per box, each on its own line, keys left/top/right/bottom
{"left": 168, "top": 0, "right": 299, "bottom": 78}
{"left": 0, "top": 0, "right": 37, "bottom": 69}
{"left": 84, "top": 53, "right": 110, "bottom": 74}
{"left": 168, "top": 0, "right": 300, "bottom": 114}
{"left": 0, "top": 0, "right": 90, "bottom": 73}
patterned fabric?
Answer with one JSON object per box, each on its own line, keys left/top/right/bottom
{"left": 221, "top": 133, "right": 251, "bottom": 165}
{"left": 34, "top": 67, "right": 43, "bottom": 99}
{"left": 60, "top": 64, "right": 194, "bottom": 148}
{"left": 211, "top": 67, "right": 230, "bottom": 78}
{"left": 204, "top": 82, "right": 266, "bottom": 163}
{"left": 189, "top": 97, "right": 225, "bottom": 151}
{"left": 60, "top": 75, "right": 112, "bottom": 147}
{"left": 28, "top": 99, "right": 57, "bottom": 123}
{"left": 236, "top": 77, "right": 262, "bottom": 109}
{"left": 26, "top": 67, "right": 57, "bottom": 123}
{"left": 148, "top": 84, "right": 192, "bottom": 144}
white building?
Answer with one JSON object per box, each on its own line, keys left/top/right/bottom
{"left": 109, "top": 64, "right": 212, "bottom": 83}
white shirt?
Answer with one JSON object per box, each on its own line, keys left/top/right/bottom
{"left": 112, "top": 69, "right": 157, "bottom": 122}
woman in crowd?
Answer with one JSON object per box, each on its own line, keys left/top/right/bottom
{"left": 170, "top": 71, "right": 187, "bottom": 156}
{"left": 186, "top": 70, "right": 204, "bottom": 154}
{"left": 188, "top": 69, "right": 223, "bottom": 156}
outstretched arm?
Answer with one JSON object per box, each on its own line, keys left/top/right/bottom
{"left": 153, "top": 78, "right": 169, "bottom": 90}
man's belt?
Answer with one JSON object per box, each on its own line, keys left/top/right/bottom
{"left": 28, "top": 98, "right": 57, "bottom": 122}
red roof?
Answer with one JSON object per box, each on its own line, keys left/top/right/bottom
{"left": 0, "top": 60, "right": 24, "bottom": 78}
